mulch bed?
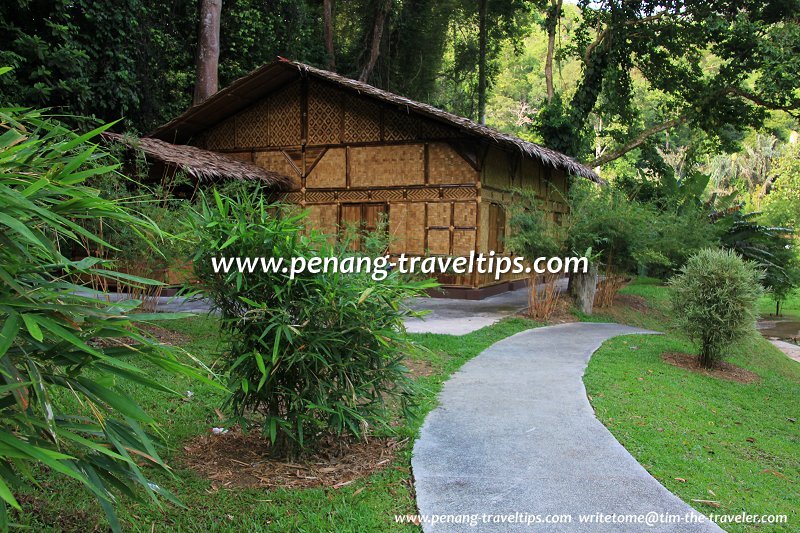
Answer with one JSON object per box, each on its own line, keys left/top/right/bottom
{"left": 661, "top": 352, "right": 760, "bottom": 384}
{"left": 180, "top": 430, "right": 404, "bottom": 491}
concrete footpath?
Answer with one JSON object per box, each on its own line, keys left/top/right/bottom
{"left": 412, "top": 322, "right": 722, "bottom": 532}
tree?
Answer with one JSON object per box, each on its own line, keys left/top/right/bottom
{"left": 323, "top": 0, "right": 336, "bottom": 70}
{"left": 432, "top": 0, "right": 529, "bottom": 121}
{"left": 194, "top": 0, "right": 222, "bottom": 104}
{"left": 533, "top": 0, "right": 800, "bottom": 165}
{"left": 543, "top": 0, "right": 563, "bottom": 103}
{"left": 0, "top": 0, "right": 324, "bottom": 131}
{"left": 359, "top": 0, "right": 393, "bottom": 82}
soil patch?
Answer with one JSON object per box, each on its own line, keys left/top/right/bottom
{"left": 181, "top": 430, "right": 402, "bottom": 490}
{"left": 662, "top": 352, "right": 760, "bottom": 384}
{"left": 404, "top": 357, "right": 435, "bottom": 378}
{"left": 611, "top": 293, "right": 650, "bottom": 314}
{"left": 543, "top": 298, "right": 580, "bottom": 324}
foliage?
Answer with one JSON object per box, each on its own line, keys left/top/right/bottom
{"left": 669, "top": 248, "right": 763, "bottom": 368}
{"left": 565, "top": 181, "right": 661, "bottom": 273}
{"left": 188, "top": 188, "right": 436, "bottom": 457}
{"left": 429, "top": 0, "right": 530, "bottom": 120}
{"left": 718, "top": 211, "right": 798, "bottom": 308}
{"left": 0, "top": 0, "right": 323, "bottom": 131}
{"left": 0, "top": 102, "right": 211, "bottom": 529}
{"left": 532, "top": 0, "right": 800, "bottom": 164}
{"left": 762, "top": 140, "right": 800, "bottom": 229}
{"left": 506, "top": 187, "right": 565, "bottom": 259}
{"left": 8, "top": 314, "right": 537, "bottom": 529}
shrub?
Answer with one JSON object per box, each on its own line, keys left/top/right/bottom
{"left": 669, "top": 248, "right": 763, "bottom": 368}
{"left": 506, "top": 188, "right": 566, "bottom": 320}
{"left": 0, "top": 102, "right": 210, "bottom": 529}
{"left": 188, "top": 189, "right": 436, "bottom": 457}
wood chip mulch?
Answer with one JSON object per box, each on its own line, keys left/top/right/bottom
{"left": 180, "top": 430, "right": 403, "bottom": 491}
{"left": 661, "top": 352, "right": 760, "bottom": 384}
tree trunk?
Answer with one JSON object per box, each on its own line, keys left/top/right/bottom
{"left": 193, "top": 0, "right": 222, "bottom": 105}
{"left": 572, "top": 264, "right": 598, "bottom": 315}
{"left": 323, "top": 0, "right": 336, "bottom": 71}
{"left": 359, "top": 0, "right": 393, "bottom": 82}
{"left": 544, "top": 0, "right": 562, "bottom": 103}
{"left": 699, "top": 339, "right": 715, "bottom": 369}
{"left": 477, "top": 0, "right": 488, "bottom": 124}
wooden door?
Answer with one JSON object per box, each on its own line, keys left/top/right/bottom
{"left": 339, "top": 203, "right": 388, "bottom": 250}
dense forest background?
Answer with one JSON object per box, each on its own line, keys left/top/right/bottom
{"left": 1, "top": 0, "right": 798, "bottom": 212}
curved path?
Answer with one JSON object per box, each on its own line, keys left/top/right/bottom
{"left": 412, "top": 323, "right": 722, "bottom": 532}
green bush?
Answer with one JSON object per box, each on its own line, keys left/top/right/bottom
{"left": 0, "top": 102, "right": 211, "bottom": 529}
{"left": 188, "top": 189, "right": 436, "bottom": 457}
{"left": 669, "top": 248, "right": 763, "bottom": 368}
{"left": 566, "top": 182, "right": 657, "bottom": 273}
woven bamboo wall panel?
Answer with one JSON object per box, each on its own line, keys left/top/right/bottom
{"left": 481, "top": 147, "right": 512, "bottom": 189}
{"left": 481, "top": 187, "right": 515, "bottom": 204}
{"left": 305, "top": 190, "right": 336, "bottom": 203}
{"left": 306, "top": 148, "right": 346, "bottom": 188}
{"left": 426, "top": 202, "right": 450, "bottom": 227}
{"left": 452, "top": 201, "right": 477, "bottom": 227}
{"left": 235, "top": 99, "right": 270, "bottom": 148}
{"left": 384, "top": 109, "right": 418, "bottom": 141}
{"left": 478, "top": 200, "right": 490, "bottom": 251}
{"left": 443, "top": 186, "right": 477, "bottom": 199}
{"left": 519, "top": 157, "right": 542, "bottom": 190}
{"left": 350, "top": 145, "right": 424, "bottom": 187}
{"left": 406, "top": 203, "right": 425, "bottom": 254}
{"left": 225, "top": 151, "right": 253, "bottom": 162}
{"left": 427, "top": 228, "right": 450, "bottom": 255}
{"left": 306, "top": 204, "right": 338, "bottom": 235}
{"left": 551, "top": 169, "right": 568, "bottom": 196}
{"left": 388, "top": 202, "right": 407, "bottom": 253}
{"left": 407, "top": 187, "right": 439, "bottom": 201}
{"left": 452, "top": 229, "right": 476, "bottom": 256}
{"left": 428, "top": 142, "right": 476, "bottom": 184}
{"left": 370, "top": 189, "right": 405, "bottom": 202}
{"left": 308, "top": 82, "right": 342, "bottom": 145}
{"left": 282, "top": 191, "right": 303, "bottom": 203}
{"left": 419, "top": 119, "right": 456, "bottom": 139}
{"left": 269, "top": 82, "right": 301, "bottom": 146}
{"left": 206, "top": 117, "right": 236, "bottom": 150}
{"left": 344, "top": 95, "right": 381, "bottom": 143}
{"left": 338, "top": 189, "right": 370, "bottom": 202}
{"left": 254, "top": 151, "right": 301, "bottom": 190}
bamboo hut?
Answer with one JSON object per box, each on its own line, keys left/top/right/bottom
{"left": 150, "top": 58, "right": 601, "bottom": 298}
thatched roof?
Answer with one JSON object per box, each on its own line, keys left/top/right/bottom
{"left": 151, "top": 58, "right": 601, "bottom": 183}
{"left": 103, "top": 133, "right": 291, "bottom": 188}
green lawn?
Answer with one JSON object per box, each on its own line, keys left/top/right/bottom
{"left": 759, "top": 291, "right": 800, "bottom": 319}
{"left": 583, "top": 279, "right": 800, "bottom": 531}
{"left": 13, "top": 315, "right": 538, "bottom": 531}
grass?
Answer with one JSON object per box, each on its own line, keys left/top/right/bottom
{"left": 583, "top": 278, "right": 800, "bottom": 530}
{"left": 759, "top": 291, "right": 800, "bottom": 319}
{"left": 13, "top": 315, "right": 538, "bottom": 531}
